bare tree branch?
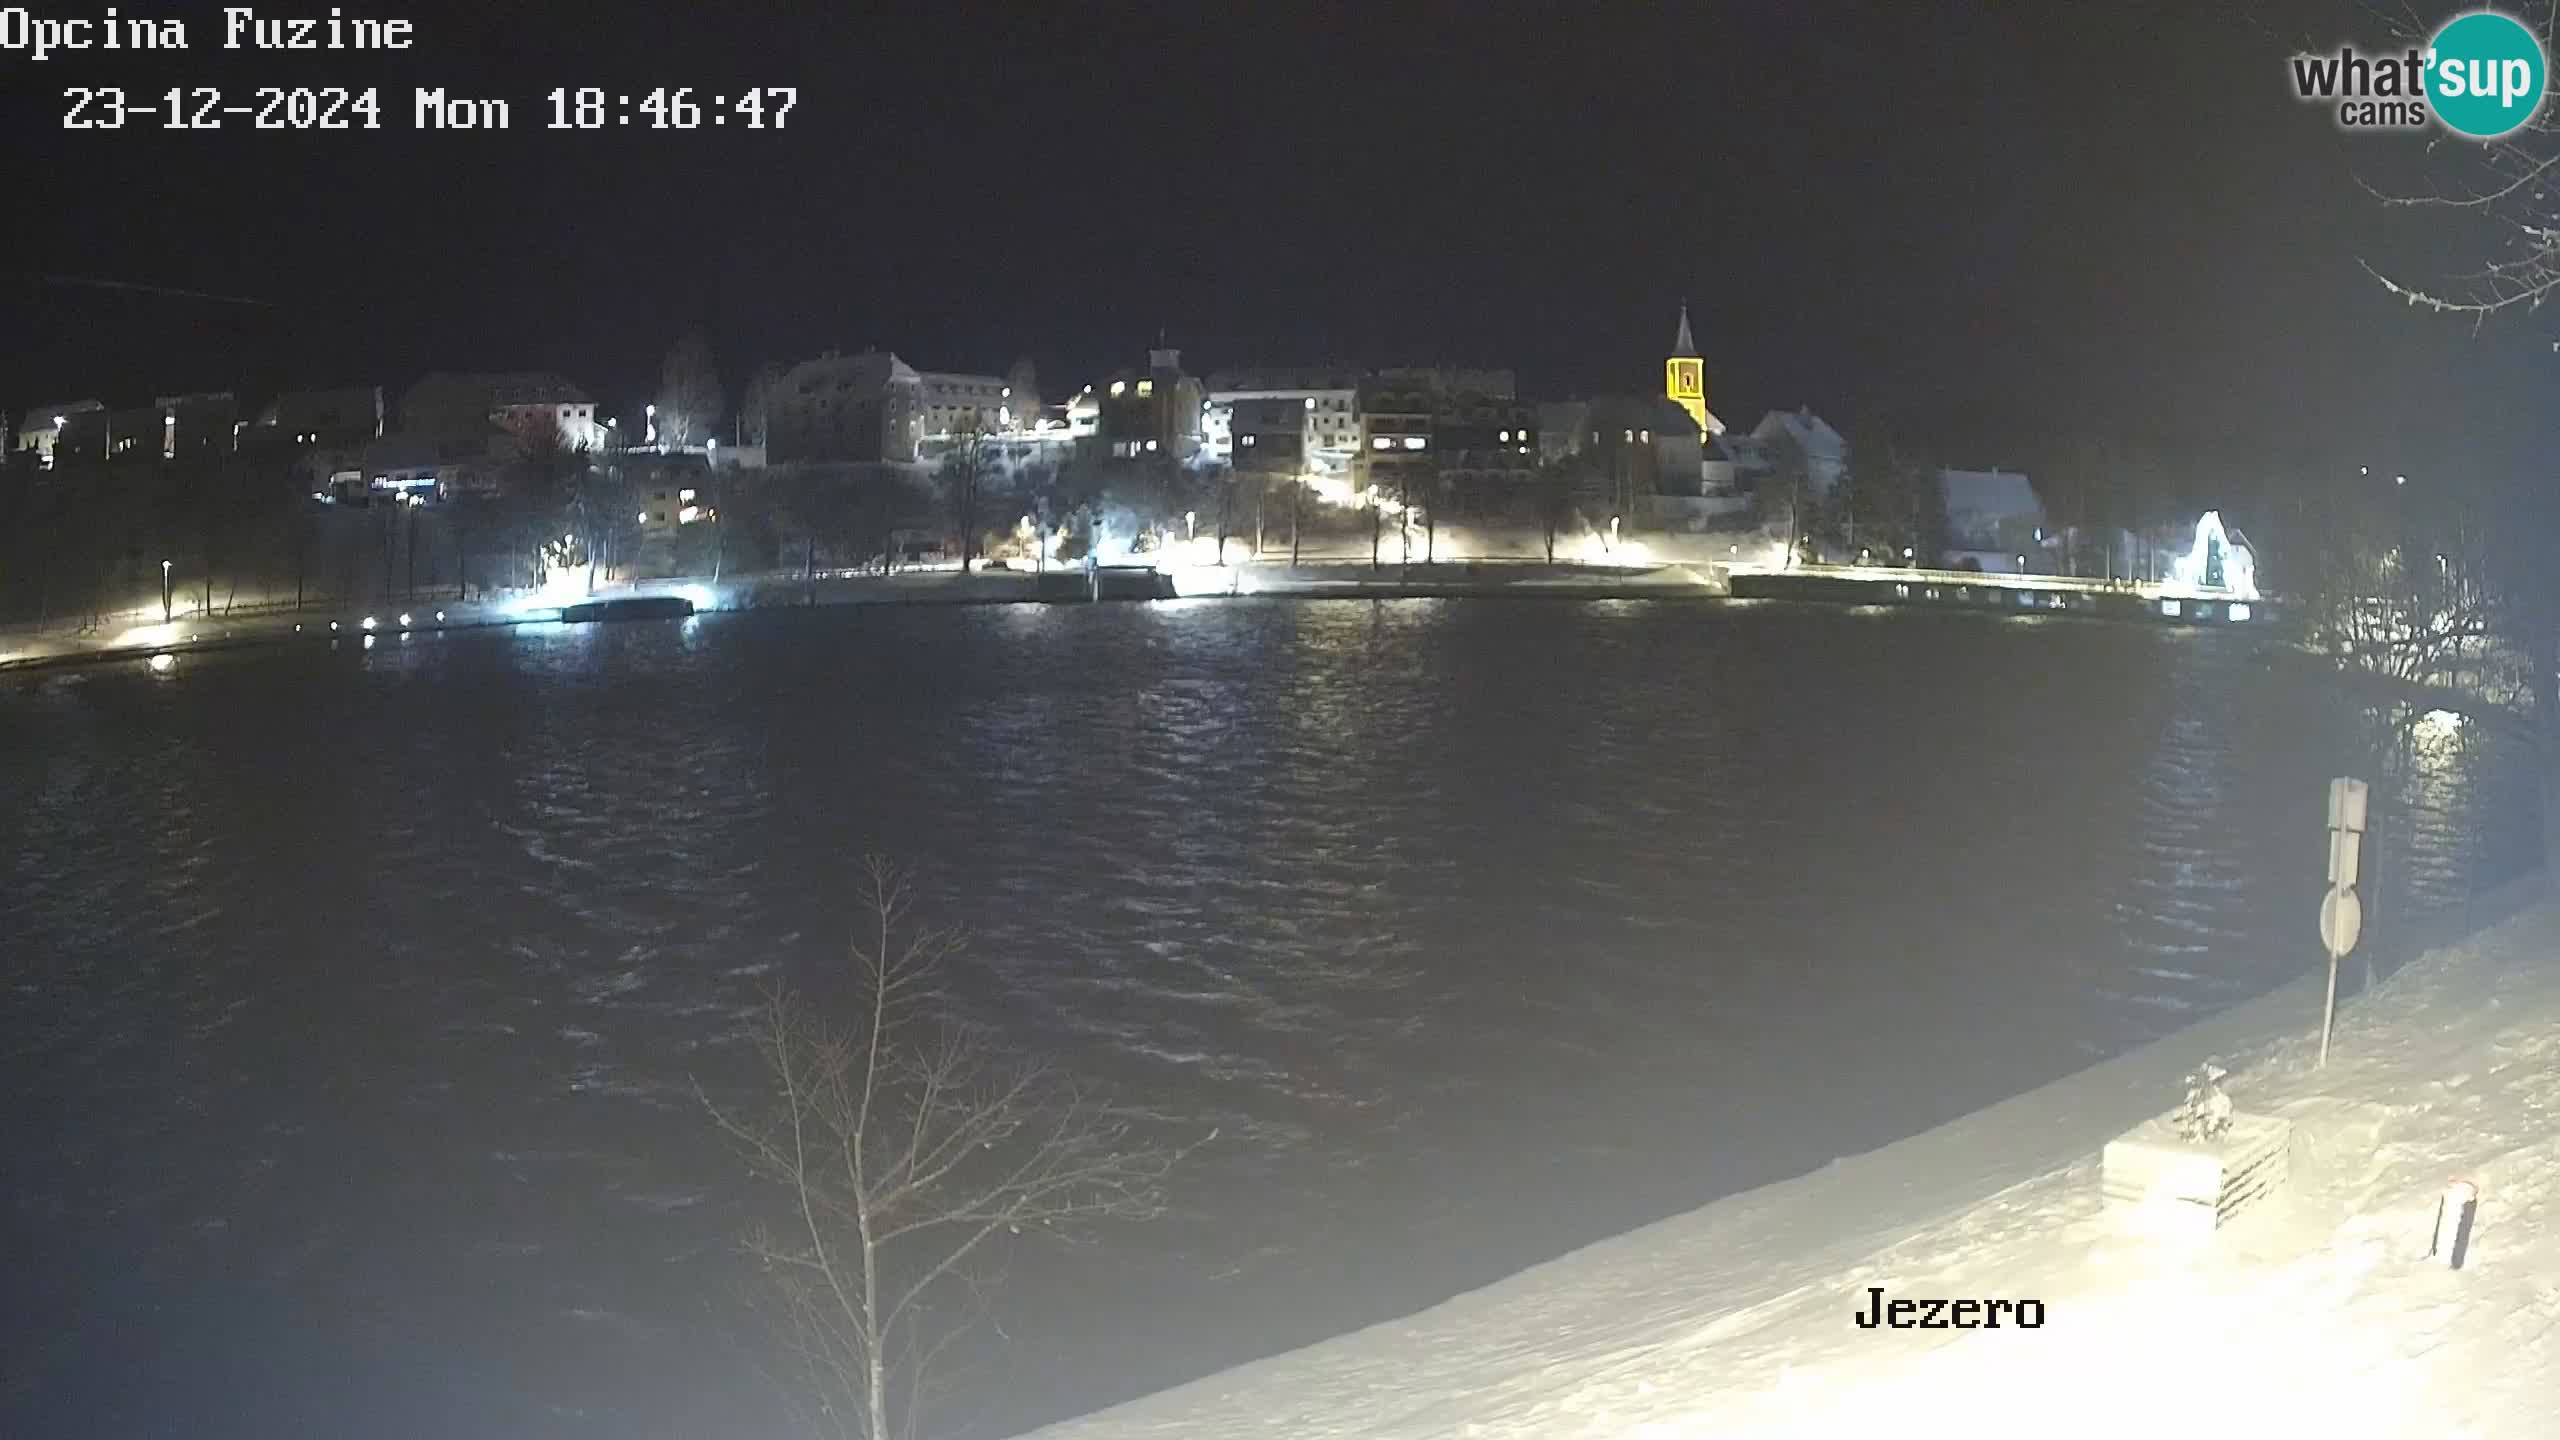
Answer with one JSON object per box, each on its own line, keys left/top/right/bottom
{"left": 701, "top": 858, "right": 1203, "bottom": 1438}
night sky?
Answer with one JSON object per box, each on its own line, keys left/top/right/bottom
{"left": 4, "top": 0, "right": 2554, "bottom": 482}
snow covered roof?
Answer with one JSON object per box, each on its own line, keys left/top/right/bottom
{"left": 1937, "top": 467, "right": 2042, "bottom": 525}
{"left": 1749, "top": 407, "right": 1845, "bottom": 460}
{"left": 781, "top": 349, "right": 919, "bottom": 397}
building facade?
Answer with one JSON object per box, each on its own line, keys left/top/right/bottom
{"left": 11, "top": 400, "right": 104, "bottom": 469}
{"left": 257, "top": 386, "right": 385, "bottom": 448}
{"left": 400, "top": 373, "right": 605, "bottom": 451}
{"left": 1094, "top": 348, "right": 1202, "bottom": 462}
{"left": 767, "top": 350, "right": 923, "bottom": 465}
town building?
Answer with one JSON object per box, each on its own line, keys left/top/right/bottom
{"left": 1748, "top": 408, "right": 1848, "bottom": 498}
{"left": 11, "top": 400, "right": 104, "bottom": 469}
{"left": 915, "top": 369, "right": 1016, "bottom": 442}
{"left": 95, "top": 406, "right": 163, "bottom": 463}
{"left": 1225, "top": 395, "right": 1312, "bottom": 476}
{"left": 156, "top": 392, "right": 241, "bottom": 461}
{"left": 767, "top": 349, "right": 1027, "bottom": 464}
{"left": 256, "top": 386, "right": 385, "bottom": 448}
{"left": 1356, "top": 372, "right": 1437, "bottom": 506}
{"left": 767, "top": 350, "right": 923, "bottom": 465}
{"left": 1937, "top": 467, "right": 2045, "bottom": 572}
{"left": 1539, "top": 395, "right": 1705, "bottom": 530}
{"left": 1430, "top": 389, "right": 1541, "bottom": 516}
{"left": 399, "top": 372, "right": 605, "bottom": 451}
{"left": 1095, "top": 347, "right": 1203, "bottom": 463}
{"left": 1204, "top": 367, "right": 1363, "bottom": 468}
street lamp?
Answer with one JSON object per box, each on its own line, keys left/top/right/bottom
{"left": 160, "top": 559, "right": 173, "bottom": 622}
{"left": 645, "top": 403, "right": 658, "bottom": 447}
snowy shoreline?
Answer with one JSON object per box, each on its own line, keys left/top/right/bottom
{"left": 1017, "top": 871, "right": 2558, "bottom": 1439}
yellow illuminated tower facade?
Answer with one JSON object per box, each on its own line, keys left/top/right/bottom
{"left": 1665, "top": 301, "right": 1707, "bottom": 434}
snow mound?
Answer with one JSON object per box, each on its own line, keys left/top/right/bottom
{"left": 1018, "top": 888, "right": 2560, "bottom": 1439}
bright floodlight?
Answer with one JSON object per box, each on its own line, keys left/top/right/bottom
{"left": 398, "top": 613, "right": 413, "bottom": 628}
{"left": 361, "top": 616, "right": 378, "bottom": 631}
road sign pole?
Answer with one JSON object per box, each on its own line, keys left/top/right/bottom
{"left": 2319, "top": 934, "right": 2339, "bottom": 1068}
{"left": 2317, "top": 777, "right": 2370, "bottom": 1069}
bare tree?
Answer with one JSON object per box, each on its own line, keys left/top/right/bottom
{"left": 658, "top": 328, "right": 727, "bottom": 452}
{"left": 937, "top": 422, "right": 995, "bottom": 572}
{"left": 2353, "top": 2, "right": 2560, "bottom": 319}
{"left": 703, "top": 861, "right": 1193, "bottom": 1440}
{"left": 2342, "top": 5, "right": 2560, "bottom": 877}
{"left": 739, "top": 361, "right": 787, "bottom": 448}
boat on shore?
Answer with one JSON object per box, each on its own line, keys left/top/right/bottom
{"left": 559, "top": 595, "right": 696, "bottom": 624}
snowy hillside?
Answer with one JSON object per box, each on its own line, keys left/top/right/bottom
{"left": 1020, "top": 885, "right": 2560, "bottom": 1439}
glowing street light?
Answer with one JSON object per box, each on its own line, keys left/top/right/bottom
{"left": 160, "top": 558, "right": 173, "bottom": 623}
{"left": 2396, "top": 474, "right": 2408, "bottom": 486}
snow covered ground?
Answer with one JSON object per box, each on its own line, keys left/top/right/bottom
{"left": 1020, "top": 880, "right": 2560, "bottom": 1439}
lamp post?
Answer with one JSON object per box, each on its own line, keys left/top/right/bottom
{"left": 160, "top": 559, "right": 173, "bottom": 623}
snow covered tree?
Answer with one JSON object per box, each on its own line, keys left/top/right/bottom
{"left": 703, "top": 860, "right": 1193, "bottom": 1440}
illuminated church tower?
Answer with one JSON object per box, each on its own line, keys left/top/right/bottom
{"left": 1665, "top": 301, "right": 1709, "bottom": 435}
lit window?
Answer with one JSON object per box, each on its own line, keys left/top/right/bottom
{"left": 1110, "top": 381, "right": 1126, "bottom": 397}
{"left": 1624, "top": 430, "right": 1634, "bottom": 442}
{"left": 679, "top": 505, "right": 701, "bottom": 524}
{"left": 679, "top": 488, "right": 697, "bottom": 503}
{"left": 1241, "top": 434, "right": 1257, "bottom": 446}
{"left": 1402, "top": 436, "right": 1426, "bottom": 450}
{"left": 1137, "top": 380, "right": 1155, "bottom": 397}
{"left": 1498, "top": 429, "right": 1510, "bottom": 442}
{"left": 1641, "top": 430, "right": 1650, "bottom": 442}
{"left": 636, "top": 510, "right": 650, "bottom": 523}
{"left": 2160, "top": 599, "right": 2182, "bottom": 617}
{"left": 1372, "top": 437, "right": 1392, "bottom": 450}
{"left": 1145, "top": 439, "right": 1159, "bottom": 452}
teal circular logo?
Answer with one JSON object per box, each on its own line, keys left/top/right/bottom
{"left": 2430, "top": 12, "right": 2547, "bottom": 138}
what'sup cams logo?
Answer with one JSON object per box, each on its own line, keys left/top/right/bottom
{"left": 2292, "top": 9, "right": 2548, "bottom": 137}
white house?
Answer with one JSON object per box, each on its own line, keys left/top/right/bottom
{"left": 1749, "top": 408, "right": 1848, "bottom": 498}
{"left": 1937, "top": 467, "right": 2045, "bottom": 572}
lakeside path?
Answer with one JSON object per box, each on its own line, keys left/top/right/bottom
{"left": 0, "top": 562, "right": 1720, "bottom": 678}
{"left": 1015, "top": 876, "right": 2560, "bottom": 1440}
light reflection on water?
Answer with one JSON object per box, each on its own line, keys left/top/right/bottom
{"left": 0, "top": 601, "right": 2526, "bottom": 1440}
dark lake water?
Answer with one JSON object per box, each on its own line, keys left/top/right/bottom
{"left": 0, "top": 599, "right": 2526, "bottom": 1438}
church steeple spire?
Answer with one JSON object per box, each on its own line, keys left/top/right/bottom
{"left": 1666, "top": 300, "right": 1708, "bottom": 433}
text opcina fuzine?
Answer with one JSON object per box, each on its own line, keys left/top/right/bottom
{"left": 1852, "top": 1286, "right": 2045, "bottom": 1329}
{"left": 2, "top": 7, "right": 417, "bottom": 63}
